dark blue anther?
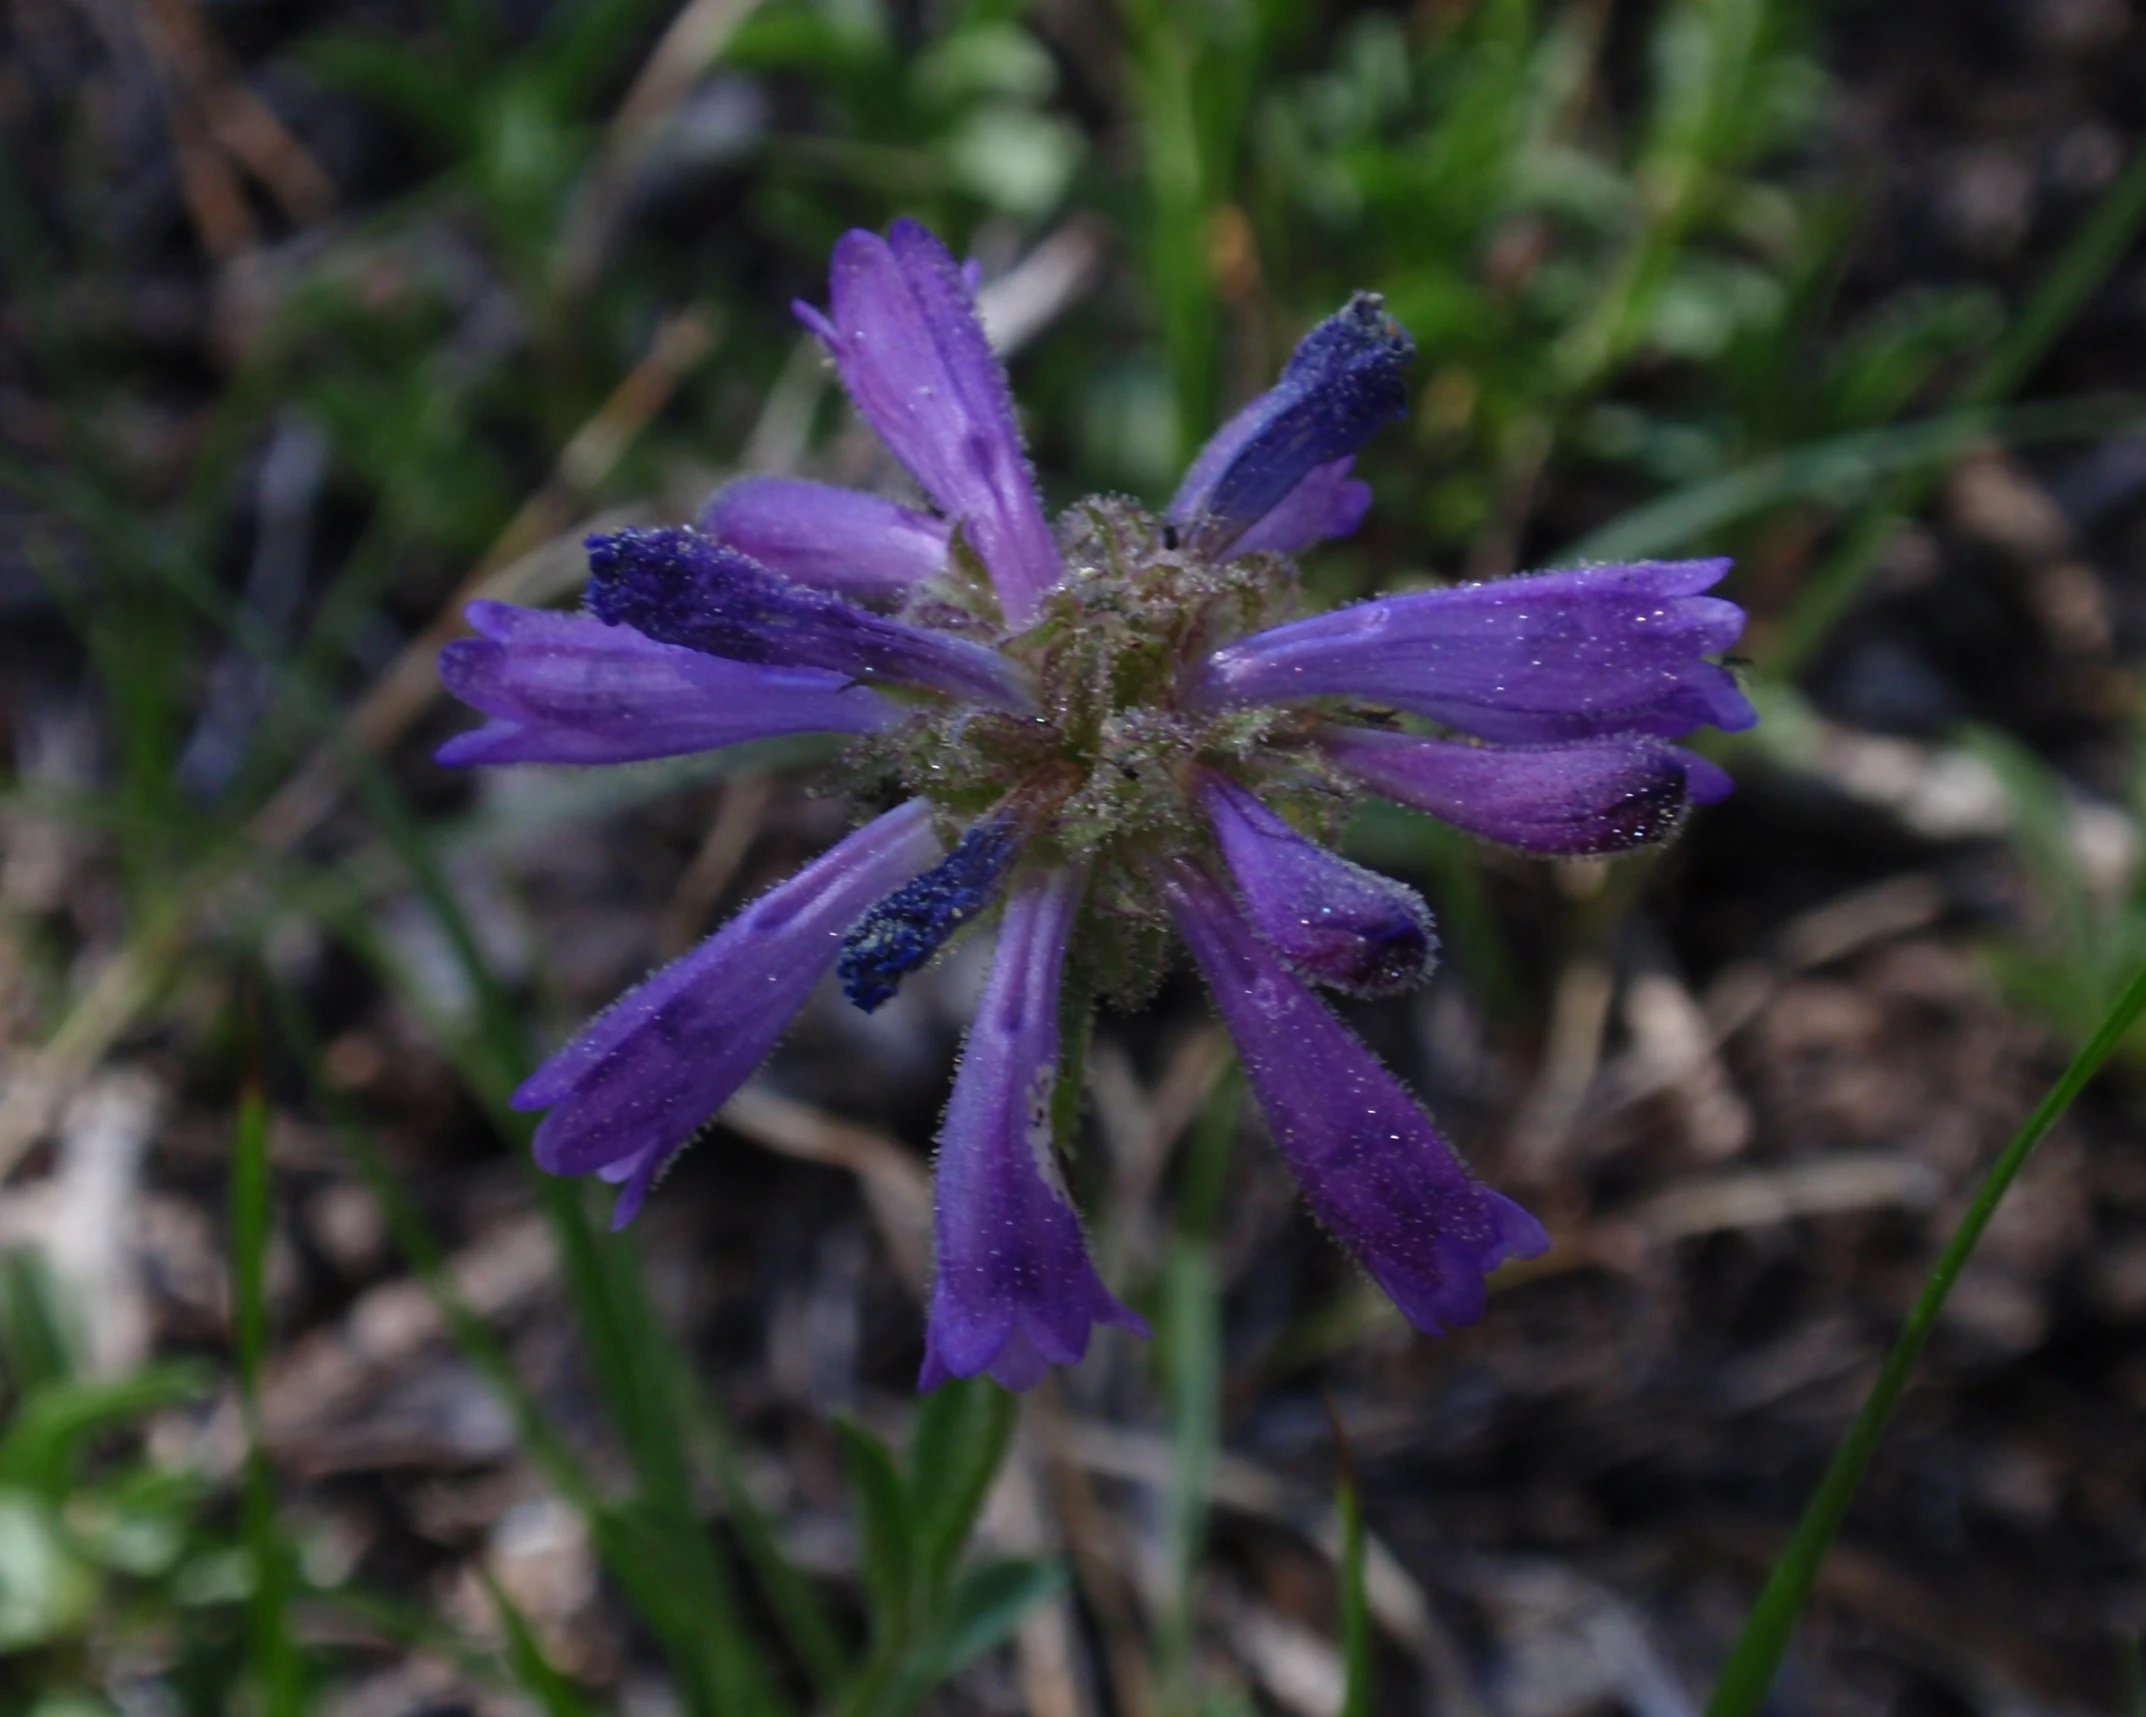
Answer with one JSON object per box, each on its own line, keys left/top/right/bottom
{"left": 838, "top": 816, "right": 1021, "bottom": 1012}
{"left": 1179, "top": 293, "right": 1413, "bottom": 550}
{"left": 585, "top": 527, "right": 1022, "bottom": 707}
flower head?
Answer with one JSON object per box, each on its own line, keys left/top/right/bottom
{"left": 441, "top": 219, "right": 1755, "bottom": 1389}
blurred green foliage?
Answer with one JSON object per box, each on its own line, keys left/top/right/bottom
{"left": 0, "top": 1255, "right": 224, "bottom": 1708}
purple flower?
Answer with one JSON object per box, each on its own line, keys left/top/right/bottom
{"left": 1169, "top": 291, "right": 1410, "bottom": 554}
{"left": 438, "top": 600, "right": 893, "bottom": 766}
{"left": 1195, "top": 768, "right": 1434, "bottom": 995}
{"left": 1320, "top": 728, "right": 1732, "bottom": 857}
{"left": 513, "top": 800, "right": 942, "bottom": 1227}
{"left": 584, "top": 527, "right": 1027, "bottom": 709}
{"left": 440, "top": 219, "right": 1754, "bottom": 1386}
{"left": 699, "top": 478, "right": 949, "bottom": 601}
{"left": 1164, "top": 864, "right": 1547, "bottom": 1332}
{"left": 1189, "top": 559, "right": 1755, "bottom": 742}
{"left": 921, "top": 867, "right": 1149, "bottom": 1390}
{"left": 794, "top": 223, "right": 1061, "bottom": 624}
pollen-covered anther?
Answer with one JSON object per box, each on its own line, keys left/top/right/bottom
{"left": 838, "top": 813, "right": 1023, "bottom": 1011}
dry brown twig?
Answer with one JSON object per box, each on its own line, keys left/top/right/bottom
{"left": 716, "top": 1085, "right": 933, "bottom": 1295}
{"left": 1061, "top": 1418, "right": 1488, "bottom": 1717}
{"left": 656, "top": 774, "right": 773, "bottom": 960}
{"left": 554, "top": 0, "right": 767, "bottom": 297}
{"left": 130, "top": 0, "right": 336, "bottom": 261}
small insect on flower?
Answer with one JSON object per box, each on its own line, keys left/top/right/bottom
{"left": 439, "top": 220, "right": 1757, "bottom": 1391}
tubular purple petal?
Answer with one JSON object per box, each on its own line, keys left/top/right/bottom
{"left": 585, "top": 526, "right": 1028, "bottom": 709}
{"left": 435, "top": 601, "right": 892, "bottom": 766}
{"left": 514, "top": 800, "right": 943, "bottom": 1227}
{"left": 1323, "top": 729, "right": 1725, "bottom": 856}
{"left": 801, "top": 221, "right": 1061, "bottom": 624}
{"left": 1189, "top": 559, "right": 1757, "bottom": 742}
{"left": 1163, "top": 865, "right": 1548, "bottom": 1335}
{"left": 1169, "top": 293, "right": 1412, "bottom": 553}
{"left": 1197, "top": 770, "right": 1435, "bottom": 994}
{"left": 1229, "top": 458, "right": 1375, "bottom": 558}
{"left": 698, "top": 477, "right": 950, "bottom": 600}
{"left": 920, "top": 866, "right": 1149, "bottom": 1390}
{"left": 1679, "top": 750, "right": 1736, "bottom": 805}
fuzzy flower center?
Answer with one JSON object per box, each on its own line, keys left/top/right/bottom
{"left": 851, "top": 497, "right": 1347, "bottom": 1002}
{"left": 895, "top": 502, "right": 1324, "bottom": 823}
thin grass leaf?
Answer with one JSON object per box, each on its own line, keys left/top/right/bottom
{"left": 1127, "top": 0, "right": 1265, "bottom": 462}
{"left": 229, "top": 1079, "right": 273, "bottom": 1401}
{"left": 256, "top": 794, "right": 781, "bottom": 1717}
{"left": 153, "top": 504, "right": 784, "bottom": 1717}
{"left": 1159, "top": 1068, "right": 1239, "bottom": 1712}
{"left": 0, "top": 1369, "right": 208, "bottom": 1495}
{"left": 1551, "top": 0, "right": 1776, "bottom": 391}
{"left": 908, "top": 1377, "right": 1019, "bottom": 1603}
{"left": 272, "top": 974, "right": 784, "bottom": 1717}
{"left": 1772, "top": 143, "right": 2146, "bottom": 675}
{"left": 589, "top": 1500, "right": 790, "bottom": 1717}
{"left": 479, "top": 1566, "right": 599, "bottom": 1717}
{"left": 837, "top": 1417, "right": 918, "bottom": 1632}
{"left": 0, "top": 1253, "right": 80, "bottom": 1402}
{"left": 833, "top": 1375, "right": 1029, "bottom": 1716}
{"left": 910, "top": 1557, "right": 1067, "bottom": 1689}
{"left": 1565, "top": 396, "right": 2144, "bottom": 564}
{"left": 1336, "top": 1469, "right": 1372, "bottom": 1717}
{"left": 684, "top": 1383, "right": 854, "bottom": 1698}
{"left": 534, "top": 1185, "right": 790, "bottom": 1717}
{"left": 262, "top": 977, "right": 597, "bottom": 1510}
{"left": 1704, "top": 958, "right": 2146, "bottom": 1715}
{"left": 315, "top": 1573, "right": 566, "bottom": 1693}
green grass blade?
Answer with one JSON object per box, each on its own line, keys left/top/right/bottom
{"left": 1336, "top": 1469, "right": 1372, "bottom": 1717}
{"left": 1158, "top": 1068, "right": 1239, "bottom": 1712}
{"left": 263, "top": 975, "right": 598, "bottom": 1510}
{"left": 534, "top": 1185, "right": 790, "bottom": 1717}
{"left": 837, "top": 1417, "right": 918, "bottom": 1633}
{"left": 149, "top": 513, "right": 779, "bottom": 1717}
{"left": 1704, "top": 958, "right": 2146, "bottom": 1715}
{"left": 0, "top": 1252, "right": 80, "bottom": 1407}
{"left": 258, "top": 754, "right": 781, "bottom": 1717}
{"left": 833, "top": 1420, "right": 923, "bottom": 1717}
{"left": 479, "top": 1566, "right": 600, "bottom": 1717}
{"left": 1772, "top": 144, "right": 2146, "bottom": 676}
{"left": 590, "top": 1500, "right": 786, "bottom": 1717}
{"left": 14, "top": 406, "right": 773, "bottom": 1717}
{"left": 831, "top": 1385, "right": 1030, "bottom": 1717}
{"left": 1965, "top": 146, "right": 2146, "bottom": 409}
{"left": 0, "top": 1367, "right": 207, "bottom": 1493}
{"left": 230, "top": 1077, "right": 273, "bottom": 1407}
{"left": 909, "top": 1377, "right": 1019, "bottom": 1603}
{"left": 684, "top": 1382, "right": 854, "bottom": 1697}
{"left": 268, "top": 979, "right": 781, "bottom": 1717}
{"left": 907, "top": 1557, "right": 1067, "bottom": 1694}
{"left": 1566, "top": 396, "right": 2143, "bottom": 565}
